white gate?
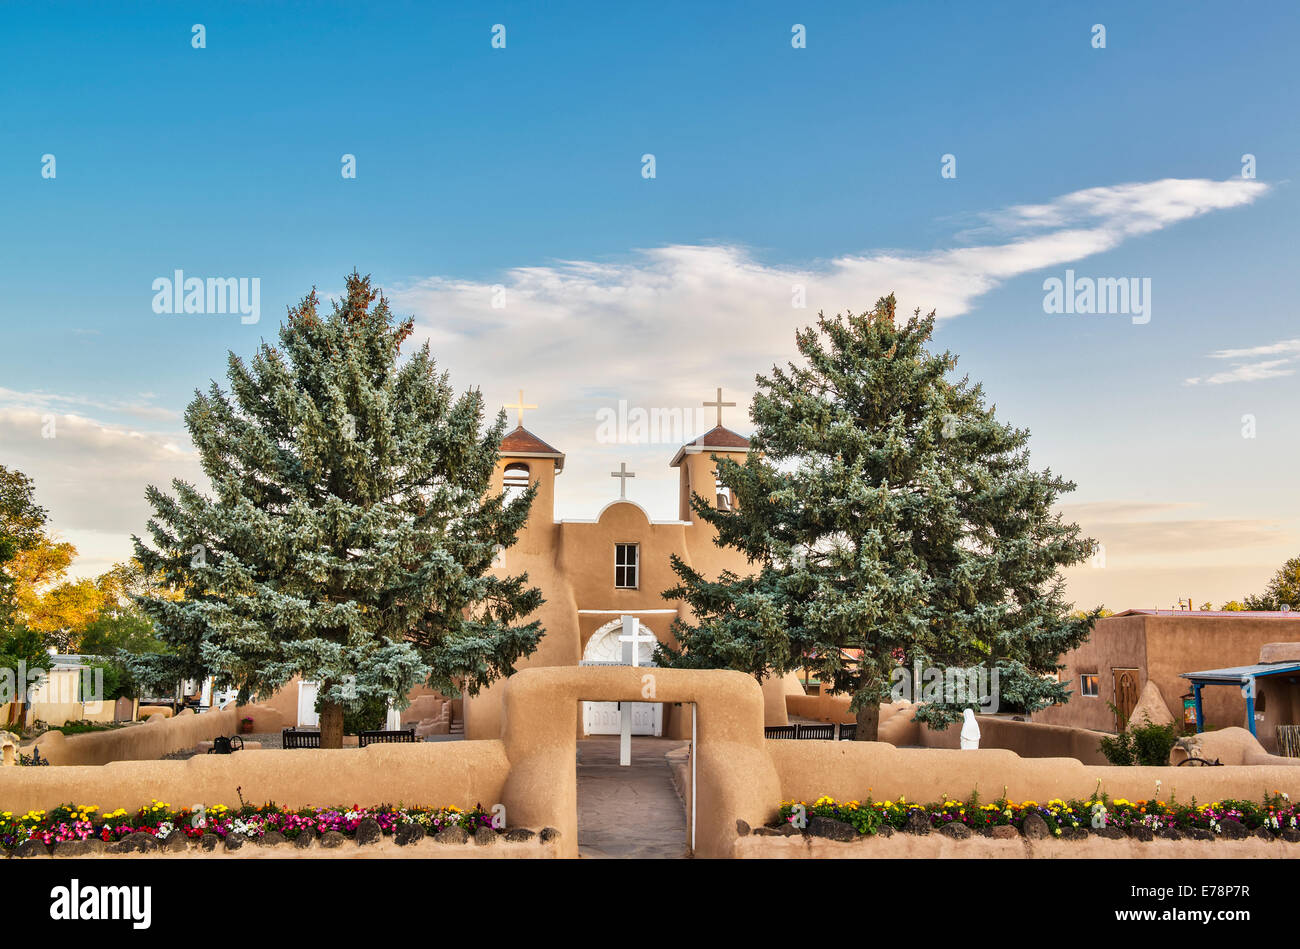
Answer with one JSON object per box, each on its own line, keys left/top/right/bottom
{"left": 580, "top": 617, "right": 662, "bottom": 737}
{"left": 583, "top": 698, "right": 662, "bottom": 736}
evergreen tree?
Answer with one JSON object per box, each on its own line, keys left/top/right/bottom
{"left": 134, "top": 273, "right": 543, "bottom": 747}
{"left": 660, "top": 295, "right": 1098, "bottom": 738}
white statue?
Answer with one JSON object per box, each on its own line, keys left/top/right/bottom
{"left": 0, "top": 730, "right": 19, "bottom": 767}
{"left": 959, "top": 708, "right": 980, "bottom": 750}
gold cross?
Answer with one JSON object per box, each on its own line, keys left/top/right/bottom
{"left": 504, "top": 389, "right": 537, "bottom": 427}
{"left": 703, "top": 387, "right": 736, "bottom": 427}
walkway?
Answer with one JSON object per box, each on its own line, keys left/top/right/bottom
{"left": 576, "top": 736, "right": 690, "bottom": 859}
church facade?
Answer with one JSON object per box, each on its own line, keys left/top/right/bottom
{"left": 464, "top": 414, "right": 797, "bottom": 740}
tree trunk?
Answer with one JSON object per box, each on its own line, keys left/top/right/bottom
{"left": 854, "top": 693, "right": 880, "bottom": 741}
{"left": 319, "top": 699, "right": 345, "bottom": 749}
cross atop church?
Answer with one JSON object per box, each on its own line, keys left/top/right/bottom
{"left": 504, "top": 389, "right": 537, "bottom": 427}
{"left": 610, "top": 461, "right": 635, "bottom": 499}
{"left": 703, "top": 386, "right": 736, "bottom": 427}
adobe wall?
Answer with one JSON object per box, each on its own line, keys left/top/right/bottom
{"left": 1038, "top": 614, "right": 1300, "bottom": 745}
{"left": 22, "top": 704, "right": 285, "bottom": 766}
{"left": 0, "top": 740, "right": 510, "bottom": 816}
{"left": 915, "top": 715, "right": 1112, "bottom": 765}
{"left": 1033, "top": 614, "right": 1148, "bottom": 732}
{"left": 766, "top": 740, "right": 1300, "bottom": 807}
{"left": 5, "top": 666, "right": 1300, "bottom": 860}
{"left": 1144, "top": 616, "right": 1300, "bottom": 749}
{"left": 734, "top": 834, "right": 1299, "bottom": 859}
{"left": 787, "top": 692, "right": 855, "bottom": 723}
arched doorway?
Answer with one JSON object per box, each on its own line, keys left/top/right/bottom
{"left": 581, "top": 618, "right": 662, "bottom": 736}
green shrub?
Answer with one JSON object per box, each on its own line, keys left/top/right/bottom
{"left": 1098, "top": 709, "right": 1178, "bottom": 766}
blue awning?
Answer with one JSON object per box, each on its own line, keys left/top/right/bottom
{"left": 1178, "top": 662, "right": 1300, "bottom": 736}
{"left": 1180, "top": 662, "right": 1300, "bottom": 684}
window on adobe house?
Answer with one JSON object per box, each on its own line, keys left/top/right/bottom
{"left": 615, "top": 543, "right": 639, "bottom": 589}
{"left": 503, "top": 463, "right": 530, "bottom": 502}
{"left": 1080, "top": 674, "right": 1100, "bottom": 697}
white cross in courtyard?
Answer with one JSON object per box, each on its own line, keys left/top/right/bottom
{"left": 610, "top": 462, "right": 635, "bottom": 499}
{"left": 616, "top": 614, "right": 657, "bottom": 766}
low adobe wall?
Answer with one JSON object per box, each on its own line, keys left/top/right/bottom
{"left": 0, "top": 740, "right": 510, "bottom": 815}
{"left": 23, "top": 704, "right": 285, "bottom": 766}
{"left": 766, "top": 740, "right": 1300, "bottom": 808}
{"left": 786, "top": 692, "right": 855, "bottom": 723}
{"left": 914, "top": 715, "right": 1111, "bottom": 765}
{"left": 793, "top": 697, "right": 1114, "bottom": 764}
{"left": 734, "top": 833, "right": 1298, "bottom": 859}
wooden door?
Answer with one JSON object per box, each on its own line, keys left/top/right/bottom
{"left": 1113, "top": 668, "right": 1140, "bottom": 730}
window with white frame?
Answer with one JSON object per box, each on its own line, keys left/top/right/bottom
{"left": 1080, "top": 674, "right": 1100, "bottom": 697}
{"left": 615, "top": 543, "right": 639, "bottom": 589}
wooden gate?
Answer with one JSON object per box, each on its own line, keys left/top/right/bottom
{"left": 1113, "top": 668, "right": 1140, "bottom": 730}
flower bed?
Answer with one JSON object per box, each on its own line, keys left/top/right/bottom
{"left": 1, "top": 800, "right": 498, "bottom": 851}
{"left": 777, "top": 789, "right": 1300, "bottom": 838}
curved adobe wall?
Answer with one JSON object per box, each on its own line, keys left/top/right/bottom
{"left": 767, "top": 740, "right": 1300, "bottom": 807}
{"left": 24, "top": 704, "right": 285, "bottom": 766}
{"left": 0, "top": 740, "right": 510, "bottom": 815}
{"left": 499, "top": 665, "right": 779, "bottom": 859}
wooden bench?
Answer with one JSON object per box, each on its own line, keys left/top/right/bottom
{"left": 837, "top": 722, "right": 857, "bottom": 741}
{"left": 358, "top": 728, "right": 418, "bottom": 747}
{"left": 763, "top": 725, "right": 796, "bottom": 739}
{"left": 282, "top": 728, "right": 320, "bottom": 749}
{"left": 796, "top": 723, "right": 835, "bottom": 740}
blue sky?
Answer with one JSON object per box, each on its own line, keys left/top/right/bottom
{"left": 2, "top": 1, "right": 1298, "bottom": 609}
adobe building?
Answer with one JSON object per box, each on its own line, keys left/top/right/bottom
{"left": 1034, "top": 609, "right": 1300, "bottom": 751}
{"left": 463, "top": 411, "right": 800, "bottom": 741}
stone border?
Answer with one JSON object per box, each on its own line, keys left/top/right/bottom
{"left": 5, "top": 825, "right": 561, "bottom": 859}
{"left": 736, "top": 814, "right": 1300, "bottom": 858}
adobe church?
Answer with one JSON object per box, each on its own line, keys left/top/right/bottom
{"left": 463, "top": 395, "right": 800, "bottom": 740}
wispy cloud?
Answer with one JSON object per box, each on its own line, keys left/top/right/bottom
{"left": 1185, "top": 337, "right": 1300, "bottom": 385}
{"left": 387, "top": 177, "right": 1268, "bottom": 492}
{"left": 0, "top": 386, "right": 180, "bottom": 422}
{"left": 1058, "top": 500, "right": 1287, "bottom": 568}
{"left": 0, "top": 176, "right": 1271, "bottom": 575}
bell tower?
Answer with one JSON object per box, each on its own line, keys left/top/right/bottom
{"left": 493, "top": 391, "right": 564, "bottom": 550}
{"left": 669, "top": 388, "right": 750, "bottom": 521}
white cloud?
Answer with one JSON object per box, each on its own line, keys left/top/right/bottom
{"left": 0, "top": 176, "right": 1272, "bottom": 567}
{"left": 0, "top": 408, "right": 202, "bottom": 575}
{"left": 1185, "top": 338, "right": 1300, "bottom": 385}
{"left": 385, "top": 177, "right": 1268, "bottom": 514}
{"left": 0, "top": 386, "right": 179, "bottom": 422}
